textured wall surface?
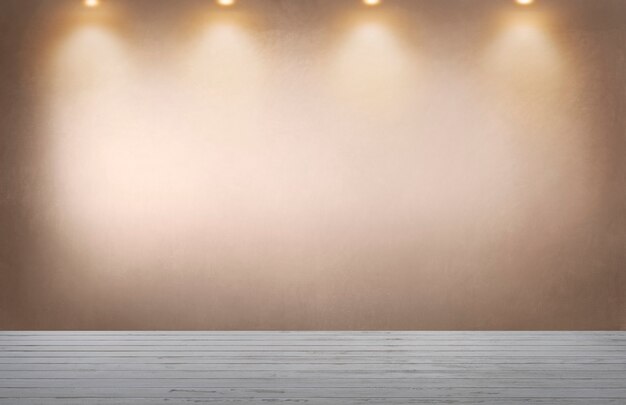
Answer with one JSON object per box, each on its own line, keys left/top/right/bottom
{"left": 1, "top": 0, "right": 625, "bottom": 330}
{"left": 620, "top": 36, "right": 626, "bottom": 330}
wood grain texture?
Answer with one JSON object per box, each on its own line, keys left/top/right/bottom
{"left": 0, "top": 332, "right": 625, "bottom": 404}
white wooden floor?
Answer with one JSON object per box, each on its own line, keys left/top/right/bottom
{"left": 0, "top": 332, "right": 625, "bottom": 404}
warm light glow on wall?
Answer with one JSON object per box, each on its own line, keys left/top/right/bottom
{"left": 43, "top": 20, "right": 140, "bottom": 241}
{"left": 43, "top": 1, "right": 268, "bottom": 257}
{"left": 516, "top": 0, "right": 535, "bottom": 5}
{"left": 478, "top": 9, "right": 597, "bottom": 236}
{"left": 329, "top": 16, "right": 412, "bottom": 114}
{"left": 363, "top": 0, "right": 382, "bottom": 6}
{"left": 84, "top": 0, "right": 99, "bottom": 8}
{"left": 217, "top": 0, "right": 236, "bottom": 6}
{"left": 181, "top": 17, "right": 266, "bottom": 104}
{"left": 27, "top": 0, "right": 612, "bottom": 332}
{"left": 485, "top": 13, "right": 562, "bottom": 87}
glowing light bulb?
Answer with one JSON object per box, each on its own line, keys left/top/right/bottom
{"left": 84, "top": 0, "right": 99, "bottom": 7}
{"left": 363, "top": 0, "right": 381, "bottom": 6}
{"left": 217, "top": 0, "right": 236, "bottom": 6}
{"left": 516, "top": 0, "right": 535, "bottom": 5}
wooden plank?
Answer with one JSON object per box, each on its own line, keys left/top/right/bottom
{"left": 0, "top": 348, "right": 625, "bottom": 359}
{"left": 1, "top": 365, "right": 624, "bottom": 379}
{"left": 1, "top": 340, "right": 623, "bottom": 347}
{"left": 2, "top": 368, "right": 626, "bottom": 379}
{"left": 0, "top": 333, "right": 624, "bottom": 340}
{"left": 1, "top": 387, "right": 626, "bottom": 398}
{"left": 1, "top": 356, "right": 624, "bottom": 364}
{"left": 2, "top": 345, "right": 626, "bottom": 351}
{"left": 0, "top": 332, "right": 624, "bottom": 403}
{"left": 1, "top": 377, "right": 626, "bottom": 389}
{"left": 1, "top": 399, "right": 625, "bottom": 405}
{"left": 6, "top": 332, "right": 613, "bottom": 334}
{"left": 0, "top": 330, "right": 625, "bottom": 337}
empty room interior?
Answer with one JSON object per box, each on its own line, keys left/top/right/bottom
{"left": 0, "top": 0, "right": 625, "bottom": 403}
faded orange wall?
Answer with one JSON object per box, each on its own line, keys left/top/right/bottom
{"left": 1, "top": 0, "right": 625, "bottom": 330}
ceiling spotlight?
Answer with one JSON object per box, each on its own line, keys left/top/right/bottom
{"left": 217, "top": 0, "right": 236, "bottom": 6}
{"left": 515, "top": 0, "right": 535, "bottom": 5}
{"left": 363, "top": 0, "right": 381, "bottom": 6}
{"left": 84, "top": 0, "right": 99, "bottom": 7}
